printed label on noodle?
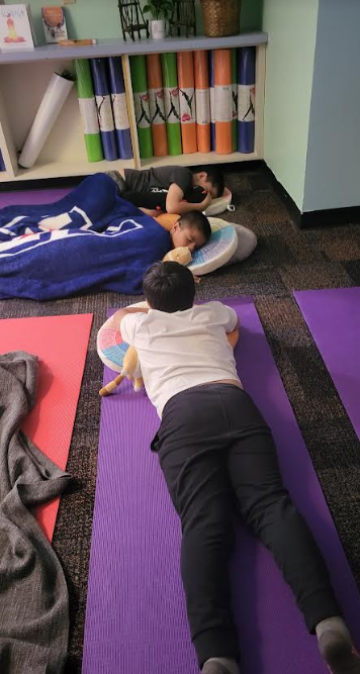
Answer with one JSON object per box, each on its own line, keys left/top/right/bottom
{"left": 237, "top": 84, "right": 255, "bottom": 122}
{"left": 148, "top": 88, "right": 166, "bottom": 125}
{"left": 111, "top": 92, "right": 129, "bottom": 130}
{"left": 195, "top": 89, "right": 210, "bottom": 125}
{"left": 134, "top": 91, "right": 151, "bottom": 128}
{"left": 95, "top": 95, "right": 115, "bottom": 132}
{"left": 232, "top": 83, "right": 238, "bottom": 119}
{"left": 78, "top": 98, "right": 100, "bottom": 134}
{"left": 210, "top": 87, "right": 215, "bottom": 124}
{"left": 215, "top": 85, "right": 232, "bottom": 122}
{"left": 179, "top": 86, "right": 196, "bottom": 124}
{"left": 164, "top": 86, "right": 181, "bottom": 123}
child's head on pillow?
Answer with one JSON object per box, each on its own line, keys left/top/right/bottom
{"left": 192, "top": 165, "right": 224, "bottom": 199}
{"left": 143, "top": 261, "right": 195, "bottom": 313}
{"left": 170, "top": 211, "right": 211, "bottom": 252}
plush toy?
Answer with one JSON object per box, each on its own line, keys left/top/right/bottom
{"left": 99, "top": 327, "right": 239, "bottom": 397}
{"left": 163, "top": 246, "right": 192, "bottom": 265}
{"left": 98, "top": 246, "right": 192, "bottom": 397}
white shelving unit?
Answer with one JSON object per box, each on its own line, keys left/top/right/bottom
{"left": 0, "top": 33, "right": 267, "bottom": 184}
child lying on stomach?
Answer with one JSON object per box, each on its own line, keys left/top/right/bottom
{"left": 106, "top": 165, "right": 224, "bottom": 215}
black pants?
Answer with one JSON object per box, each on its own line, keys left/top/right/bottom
{"left": 152, "top": 384, "right": 340, "bottom": 667}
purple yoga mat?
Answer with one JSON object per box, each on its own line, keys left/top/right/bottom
{"left": 0, "top": 188, "right": 71, "bottom": 209}
{"left": 295, "top": 287, "right": 360, "bottom": 442}
{"left": 83, "top": 299, "right": 360, "bottom": 674}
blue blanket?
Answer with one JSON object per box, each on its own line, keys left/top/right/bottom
{"left": 0, "top": 174, "right": 171, "bottom": 300}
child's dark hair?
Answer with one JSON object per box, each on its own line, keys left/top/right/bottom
{"left": 193, "top": 165, "right": 224, "bottom": 198}
{"left": 143, "top": 261, "right": 195, "bottom": 313}
{"left": 179, "top": 211, "right": 211, "bottom": 242}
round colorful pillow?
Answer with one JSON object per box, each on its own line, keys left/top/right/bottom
{"left": 204, "top": 187, "right": 234, "bottom": 216}
{"left": 97, "top": 301, "right": 148, "bottom": 373}
{"left": 188, "top": 217, "right": 238, "bottom": 276}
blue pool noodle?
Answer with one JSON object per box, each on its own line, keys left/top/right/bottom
{"left": 108, "top": 57, "right": 133, "bottom": 160}
{"left": 238, "top": 47, "right": 256, "bottom": 154}
{"left": 91, "top": 58, "right": 118, "bottom": 161}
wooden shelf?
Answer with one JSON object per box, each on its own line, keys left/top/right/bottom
{"left": 141, "top": 151, "right": 259, "bottom": 170}
{"left": 0, "top": 40, "right": 266, "bottom": 184}
{"left": 0, "top": 32, "right": 267, "bottom": 65}
{"left": 0, "top": 158, "right": 135, "bottom": 182}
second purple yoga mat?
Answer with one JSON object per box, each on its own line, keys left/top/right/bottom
{"left": 83, "top": 299, "right": 360, "bottom": 674}
{"left": 295, "top": 287, "right": 360, "bottom": 442}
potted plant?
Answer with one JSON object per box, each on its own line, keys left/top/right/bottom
{"left": 143, "top": 0, "right": 173, "bottom": 40}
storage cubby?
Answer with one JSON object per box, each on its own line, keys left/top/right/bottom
{"left": 0, "top": 34, "right": 267, "bottom": 183}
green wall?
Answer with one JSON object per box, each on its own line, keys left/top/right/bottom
{"left": 262, "top": 0, "right": 319, "bottom": 210}
{"left": 9, "top": 0, "right": 263, "bottom": 45}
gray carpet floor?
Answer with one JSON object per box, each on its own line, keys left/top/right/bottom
{"left": 1, "top": 164, "right": 359, "bottom": 673}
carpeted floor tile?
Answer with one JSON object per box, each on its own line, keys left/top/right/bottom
{"left": 0, "top": 166, "right": 359, "bottom": 673}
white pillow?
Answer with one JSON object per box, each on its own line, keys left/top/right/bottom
{"left": 188, "top": 217, "right": 238, "bottom": 275}
{"left": 204, "top": 187, "right": 234, "bottom": 216}
{"left": 97, "top": 301, "right": 147, "bottom": 373}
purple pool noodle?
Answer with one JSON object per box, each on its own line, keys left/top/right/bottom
{"left": 91, "top": 58, "right": 118, "bottom": 161}
{"left": 108, "top": 57, "right": 133, "bottom": 160}
{"left": 238, "top": 48, "right": 256, "bottom": 154}
{"left": 82, "top": 299, "right": 360, "bottom": 674}
{"left": 295, "top": 287, "right": 360, "bottom": 442}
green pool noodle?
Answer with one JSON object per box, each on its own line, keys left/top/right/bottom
{"left": 75, "top": 59, "right": 103, "bottom": 162}
{"left": 130, "top": 55, "right": 153, "bottom": 159}
{"left": 161, "top": 52, "right": 182, "bottom": 156}
{"left": 232, "top": 49, "right": 238, "bottom": 152}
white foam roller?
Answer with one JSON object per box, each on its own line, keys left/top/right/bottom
{"left": 19, "top": 73, "right": 74, "bottom": 169}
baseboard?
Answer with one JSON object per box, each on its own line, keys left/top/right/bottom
{"left": 262, "top": 164, "right": 360, "bottom": 229}
{"left": 299, "top": 206, "right": 360, "bottom": 228}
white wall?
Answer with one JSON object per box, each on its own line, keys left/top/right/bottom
{"left": 262, "top": 0, "right": 319, "bottom": 210}
{"left": 303, "top": 0, "right": 360, "bottom": 211}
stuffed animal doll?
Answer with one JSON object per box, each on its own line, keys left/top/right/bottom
{"left": 98, "top": 246, "right": 192, "bottom": 397}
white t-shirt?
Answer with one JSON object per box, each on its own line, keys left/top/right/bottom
{"left": 121, "top": 301, "right": 242, "bottom": 418}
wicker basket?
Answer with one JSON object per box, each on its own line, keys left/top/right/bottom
{"left": 200, "top": 0, "right": 241, "bottom": 37}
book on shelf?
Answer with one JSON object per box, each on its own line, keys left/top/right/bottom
{"left": 41, "top": 6, "right": 68, "bottom": 44}
{"left": 0, "top": 3, "right": 36, "bottom": 51}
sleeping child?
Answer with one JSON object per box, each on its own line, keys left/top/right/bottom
{"left": 105, "top": 165, "right": 224, "bottom": 215}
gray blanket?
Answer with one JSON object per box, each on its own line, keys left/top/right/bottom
{"left": 0, "top": 351, "right": 72, "bottom": 673}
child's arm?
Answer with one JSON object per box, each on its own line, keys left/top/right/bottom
{"left": 166, "top": 184, "right": 212, "bottom": 215}
{"left": 110, "top": 306, "right": 149, "bottom": 334}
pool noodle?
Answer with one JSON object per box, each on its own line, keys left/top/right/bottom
{"left": 91, "top": 58, "right": 118, "bottom": 161}
{"left": 238, "top": 47, "right": 256, "bottom": 154}
{"left": 108, "top": 57, "right": 133, "bottom": 160}
{"left": 214, "top": 49, "right": 233, "bottom": 154}
{"left": 177, "top": 51, "right": 197, "bottom": 154}
{"left": 146, "top": 54, "right": 168, "bottom": 157}
{"left": 161, "top": 52, "right": 182, "bottom": 156}
{"left": 130, "top": 55, "right": 153, "bottom": 159}
{"left": 194, "top": 50, "right": 211, "bottom": 153}
{"left": 75, "top": 59, "right": 104, "bottom": 163}
{"left": 232, "top": 49, "right": 238, "bottom": 152}
{"left": 209, "top": 50, "right": 216, "bottom": 151}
